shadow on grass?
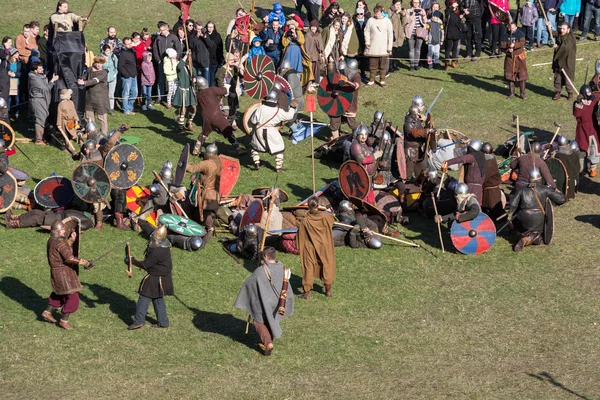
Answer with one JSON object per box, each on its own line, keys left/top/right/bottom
{"left": 577, "top": 175, "right": 600, "bottom": 196}
{"left": 80, "top": 283, "right": 141, "bottom": 326}
{"left": 287, "top": 182, "right": 314, "bottom": 201}
{"left": 527, "top": 372, "right": 592, "bottom": 400}
{"left": 174, "top": 294, "right": 259, "bottom": 353}
{"left": 0, "top": 277, "right": 47, "bottom": 320}
{"left": 575, "top": 214, "right": 600, "bottom": 229}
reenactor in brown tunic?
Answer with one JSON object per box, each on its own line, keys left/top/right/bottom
{"left": 41, "top": 220, "right": 91, "bottom": 330}
{"left": 501, "top": 22, "right": 528, "bottom": 100}
{"left": 186, "top": 143, "right": 222, "bottom": 229}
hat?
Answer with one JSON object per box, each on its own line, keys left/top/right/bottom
{"left": 93, "top": 55, "right": 106, "bottom": 64}
{"left": 165, "top": 48, "right": 177, "bottom": 58}
{"left": 286, "top": 19, "right": 299, "bottom": 28}
{"left": 356, "top": 7, "right": 365, "bottom": 13}
{"left": 451, "top": 1, "right": 458, "bottom": 6}
{"left": 59, "top": 88, "right": 73, "bottom": 100}
{"left": 273, "top": 2, "right": 283, "bottom": 11}
{"left": 8, "top": 48, "right": 18, "bottom": 57}
{"left": 310, "top": 19, "right": 319, "bottom": 28}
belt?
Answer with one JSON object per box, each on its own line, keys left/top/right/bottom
{"left": 520, "top": 207, "right": 541, "bottom": 211}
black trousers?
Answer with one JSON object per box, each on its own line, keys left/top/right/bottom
{"left": 465, "top": 17, "right": 483, "bottom": 57}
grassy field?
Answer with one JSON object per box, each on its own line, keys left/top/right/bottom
{"left": 1, "top": 1, "right": 600, "bottom": 399}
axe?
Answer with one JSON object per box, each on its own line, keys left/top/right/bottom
{"left": 543, "top": 122, "right": 562, "bottom": 159}
{"left": 512, "top": 114, "right": 521, "bottom": 156}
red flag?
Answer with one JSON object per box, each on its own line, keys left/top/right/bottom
{"left": 235, "top": 14, "right": 251, "bottom": 43}
{"left": 166, "top": 0, "right": 195, "bottom": 23}
{"left": 488, "top": 1, "right": 512, "bottom": 24}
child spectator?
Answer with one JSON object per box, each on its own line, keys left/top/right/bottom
{"left": 520, "top": 0, "right": 538, "bottom": 50}
{"left": 247, "top": 36, "right": 266, "bottom": 61}
{"left": 163, "top": 48, "right": 178, "bottom": 109}
{"left": 140, "top": 51, "right": 155, "bottom": 111}
{"left": 268, "top": 2, "right": 286, "bottom": 24}
{"left": 427, "top": 4, "right": 444, "bottom": 69}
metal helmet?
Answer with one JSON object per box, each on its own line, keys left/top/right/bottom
{"left": 152, "top": 225, "right": 168, "bottom": 241}
{"left": 531, "top": 142, "right": 542, "bottom": 154}
{"left": 482, "top": 142, "right": 493, "bottom": 154}
{"left": 50, "top": 220, "right": 67, "bottom": 237}
{"left": 557, "top": 135, "right": 569, "bottom": 146}
{"left": 570, "top": 140, "right": 580, "bottom": 151}
{"left": 86, "top": 120, "right": 98, "bottom": 133}
{"left": 580, "top": 84, "right": 593, "bottom": 100}
{"left": 447, "top": 178, "right": 458, "bottom": 192}
{"left": 354, "top": 124, "right": 369, "bottom": 138}
{"left": 373, "top": 110, "right": 383, "bottom": 124}
{"left": 273, "top": 81, "right": 282, "bottom": 91}
{"left": 367, "top": 235, "right": 383, "bottom": 249}
{"left": 469, "top": 139, "right": 483, "bottom": 152}
{"left": 189, "top": 236, "right": 203, "bottom": 251}
{"left": 0, "top": 139, "right": 5, "bottom": 153}
{"left": 246, "top": 224, "right": 258, "bottom": 237}
{"left": 529, "top": 167, "right": 542, "bottom": 181}
{"left": 205, "top": 143, "right": 218, "bottom": 157}
{"left": 455, "top": 183, "right": 469, "bottom": 195}
{"left": 149, "top": 183, "right": 161, "bottom": 197}
{"left": 408, "top": 105, "right": 420, "bottom": 116}
{"left": 339, "top": 200, "right": 353, "bottom": 213}
{"left": 0, "top": 97, "right": 7, "bottom": 108}
{"left": 81, "top": 139, "right": 96, "bottom": 153}
{"left": 196, "top": 76, "right": 209, "bottom": 89}
{"left": 596, "top": 62, "right": 600, "bottom": 75}
{"left": 337, "top": 60, "right": 346, "bottom": 71}
{"left": 161, "top": 160, "right": 173, "bottom": 178}
{"left": 265, "top": 90, "right": 278, "bottom": 104}
{"left": 412, "top": 95, "right": 424, "bottom": 107}
{"left": 426, "top": 168, "right": 437, "bottom": 181}
{"left": 346, "top": 58, "right": 358, "bottom": 77}
{"left": 280, "top": 59, "right": 292, "bottom": 71}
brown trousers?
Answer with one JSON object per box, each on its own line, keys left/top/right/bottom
{"left": 329, "top": 115, "right": 359, "bottom": 133}
{"left": 554, "top": 71, "right": 575, "bottom": 93}
{"left": 301, "top": 251, "right": 335, "bottom": 292}
{"left": 369, "top": 56, "right": 388, "bottom": 82}
{"left": 254, "top": 321, "right": 273, "bottom": 346}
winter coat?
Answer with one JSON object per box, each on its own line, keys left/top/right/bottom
{"left": 102, "top": 52, "right": 118, "bottom": 83}
{"left": 260, "top": 27, "right": 284, "bottom": 60}
{"left": 340, "top": 22, "right": 360, "bottom": 56}
{"left": 545, "top": 0, "right": 564, "bottom": 11}
{"left": 163, "top": 56, "right": 178, "bottom": 82}
{"left": 322, "top": 25, "right": 341, "bottom": 60}
{"left": 405, "top": 8, "right": 428, "bottom": 37}
{"left": 118, "top": 48, "right": 137, "bottom": 78}
{"left": 552, "top": 31, "right": 577, "bottom": 79}
{"left": 190, "top": 34, "right": 216, "bottom": 69}
{"left": 207, "top": 30, "right": 224, "bottom": 66}
{"left": 520, "top": 4, "right": 539, "bottom": 25}
{"left": 389, "top": 7, "right": 407, "bottom": 47}
{"left": 560, "top": 0, "right": 581, "bottom": 15}
{"left": 140, "top": 57, "right": 155, "bottom": 86}
{"left": 152, "top": 33, "right": 179, "bottom": 63}
{"left": 305, "top": 30, "right": 324, "bottom": 61}
{"left": 364, "top": 16, "right": 394, "bottom": 56}
{"left": 462, "top": 0, "right": 485, "bottom": 18}
{"left": 28, "top": 72, "right": 53, "bottom": 127}
{"left": 445, "top": 12, "right": 464, "bottom": 41}
{"left": 83, "top": 68, "right": 110, "bottom": 114}
{"left": 354, "top": 16, "right": 370, "bottom": 54}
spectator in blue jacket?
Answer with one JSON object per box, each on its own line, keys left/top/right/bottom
{"left": 261, "top": 17, "right": 285, "bottom": 66}
{"left": 560, "top": 0, "right": 581, "bottom": 27}
{"left": 544, "top": 0, "right": 564, "bottom": 45}
{"left": 268, "top": 2, "right": 286, "bottom": 24}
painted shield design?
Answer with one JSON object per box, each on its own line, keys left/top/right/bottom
{"left": 317, "top": 73, "right": 355, "bottom": 117}
{"left": 7, "top": 167, "right": 29, "bottom": 181}
{"left": 545, "top": 158, "right": 568, "bottom": 199}
{"left": 396, "top": 136, "right": 407, "bottom": 181}
{"left": 126, "top": 185, "right": 152, "bottom": 215}
{"left": 239, "top": 200, "right": 264, "bottom": 231}
{"left": 159, "top": 213, "right": 205, "bottom": 237}
{"left": 243, "top": 55, "right": 276, "bottom": 99}
{"left": 219, "top": 154, "right": 240, "bottom": 196}
{"left": 174, "top": 144, "right": 190, "bottom": 187}
{"left": 243, "top": 101, "right": 262, "bottom": 135}
{"left": 34, "top": 176, "right": 74, "bottom": 209}
{"left": 0, "top": 171, "right": 17, "bottom": 212}
{"left": 275, "top": 75, "right": 293, "bottom": 99}
{"left": 72, "top": 162, "right": 111, "bottom": 203}
{"left": 339, "top": 160, "right": 371, "bottom": 200}
{"left": 0, "top": 120, "right": 16, "bottom": 150}
{"left": 543, "top": 198, "right": 554, "bottom": 245}
{"left": 104, "top": 144, "right": 144, "bottom": 189}
{"left": 450, "top": 213, "right": 496, "bottom": 255}
{"left": 348, "top": 196, "right": 387, "bottom": 221}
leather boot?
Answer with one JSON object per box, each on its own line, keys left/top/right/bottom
{"left": 444, "top": 62, "right": 450, "bottom": 71}
{"left": 552, "top": 92, "right": 561, "bottom": 101}
{"left": 41, "top": 309, "right": 57, "bottom": 323}
{"left": 590, "top": 167, "right": 597, "bottom": 177}
{"left": 507, "top": 82, "right": 515, "bottom": 99}
{"left": 114, "top": 212, "right": 129, "bottom": 230}
{"left": 451, "top": 61, "right": 457, "bottom": 68}
{"left": 5, "top": 210, "right": 20, "bottom": 229}
{"left": 297, "top": 291, "right": 311, "bottom": 300}
{"left": 325, "top": 284, "right": 333, "bottom": 297}
{"left": 34, "top": 125, "right": 45, "bottom": 144}
{"left": 513, "top": 235, "right": 532, "bottom": 252}
{"left": 519, "top": 81, "right": 527, "bottom": 99}
{"left": 59, "top": 313, "right": 72, "bottom": 330}
{"left": 567, "top": 92, "right": 574, "bottom": 100}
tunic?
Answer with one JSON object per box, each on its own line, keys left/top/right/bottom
{"left": 445, "top": 152, "right": 486, "bottom": 205}
{"left": 28, "top": 72, "right": 54, "bottom": 127}
{"left": 186, "top": 155, "right": 222, "bottom": 211}
{"left": 500, "top": 30, "right": 528, "bottom": 82}
{"left": 84, "top": 68, "right": 110, "bottom": 115}
{"left": 47, "top": 236, "right": 82, "bottom": 295}
{"left": 509, "top": 154, "right": 556, "bottom": 189}
{"left": 250, "top": 103, "right": 296, "bottom": 154}
{"left": 197, "top": 86, "right": 231, "bottom": 135}
{"left": 573, "top": 98, "right": 600, "bottom": 153}
{"left": 555, "top": 149, "right": 580, "bottom": 199}
{"left": 552, "top": 32, "right": 577, "bottom": 81}
{"left": 482, "top": 155, "right": 503, "bottom": 210}
{"left": 172, "top": 60, "right": 196, "bottom": 108}
{"left": 509, "top": 183, "right": 566, "bottom": 234}
{"left": 350, "top": 139, "right": 376, "bottom": 176}
{"left": 297, "top": 211, "right": 336, "bottom": 291}
{"left": 56, "top": 99, "right": 79, "bottom": 139}
{"left": 133, "top": 246, "right": 174, "bottom": 299}
{"left": 50, "top": 12, "right": 83, "bottom": 33}
{"left": 234, "top": 261, "right": 294, "bottom": 339}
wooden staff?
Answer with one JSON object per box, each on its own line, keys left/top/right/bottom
{"left": 437, "top": 172, "right": 445, "bottom": 198}
{"left": 561, "top": 68, "right": 580, "bottom": 96}
{"left": 81, "top": 0, "right": 99, "bottom": 33}
{"left": 258, "top": 187, "right": 277, "bottom": 264}
{"left": 125, "top": 242, "right": 133, "bottom": 278}
{"left": 152, "top": 170, "right": 189, "bottom": 218}
{"left": 333, "top": 222, "right": 420, "bottom": 247}
{"left": 512, "top": 114, "right": 520, "bottom": 156}
{"left": 431, "top": 193, "right": 445, "bottom": 253}
{"left": 224, "top": 35, "right": 235, "bottom": 78}
{"left": 543, "top": 122, "right": 562, "bottom": 159}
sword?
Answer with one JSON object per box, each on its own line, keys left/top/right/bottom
{"left": 424, "top": 88, "right": 443, "bottom": 117}
{"left": 86, "top": 239, "right": 130, "bottom": 269}
{"left": 497, "top": 211, "right": 519, "bottom": 233}
{"left": 12, "top": 141, "right": 36, "bottom": 166}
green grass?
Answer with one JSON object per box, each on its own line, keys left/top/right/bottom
{"left": 2, "top": 1, "right": 600, "bottom": 399}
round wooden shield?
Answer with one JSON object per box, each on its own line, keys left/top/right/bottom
{"left": 339, "top": 160, "right": 371, "bottom": 200}
{"left": 8, "top": 167, "right": 29, "bottom": 181}
{"left": 275, "top": 75, "right": 293, "bottom": 99}
{"left": 543, "top": 197, "right": 554, "bottom": 245}
{"left": 348, "top": 196, "right": 387, "bottom": 221}
{"left": 240, "top": 200, "right": 264, "bottom": 231}
{"left": 396, "top": 137, "right": 407, "bottom": 181}
{"left": 0, "top": 171, "right": 17, "bottom": 212}
{"left": 374, "top": 190, "right": 402, "bottom": 222}
{"left": 126, "top": 185, "right": 152, "bottom": 215}
{"left": 72, "top": 162, "right": 111, "bottom": 203}
{"left": 251, "top": 187, "right": 289, "bottom": 203}
{"left": 34, "top": 176, "right": 74, "bottom": 209}
{"left": 220, "top": 154, "right": 240, "bottom": 197}
{"left": 243, "top": 55, "right": 276, "bottom": 99}
{"left": 243, "top": 102, "right": 262, "bottom": 135}
{"left": 159, "top": 213, "right": 205, "bottom": 237}
{"left": 450, "top": 213, "right": 496, "bottom": 255}
{"left": 104, "top": 144, "right": 144, "bottom": 189}
{"left": 0, "top": 120, "right": 16, "bottom": 150}
{"left": 317, "top": 73, "right": 355, "bottom": 117}
{"left": 545, "top": 158, "right": 568, "bottom": 198}
{"left": 175, "top": 144, "right": 190, "bottom": 187}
